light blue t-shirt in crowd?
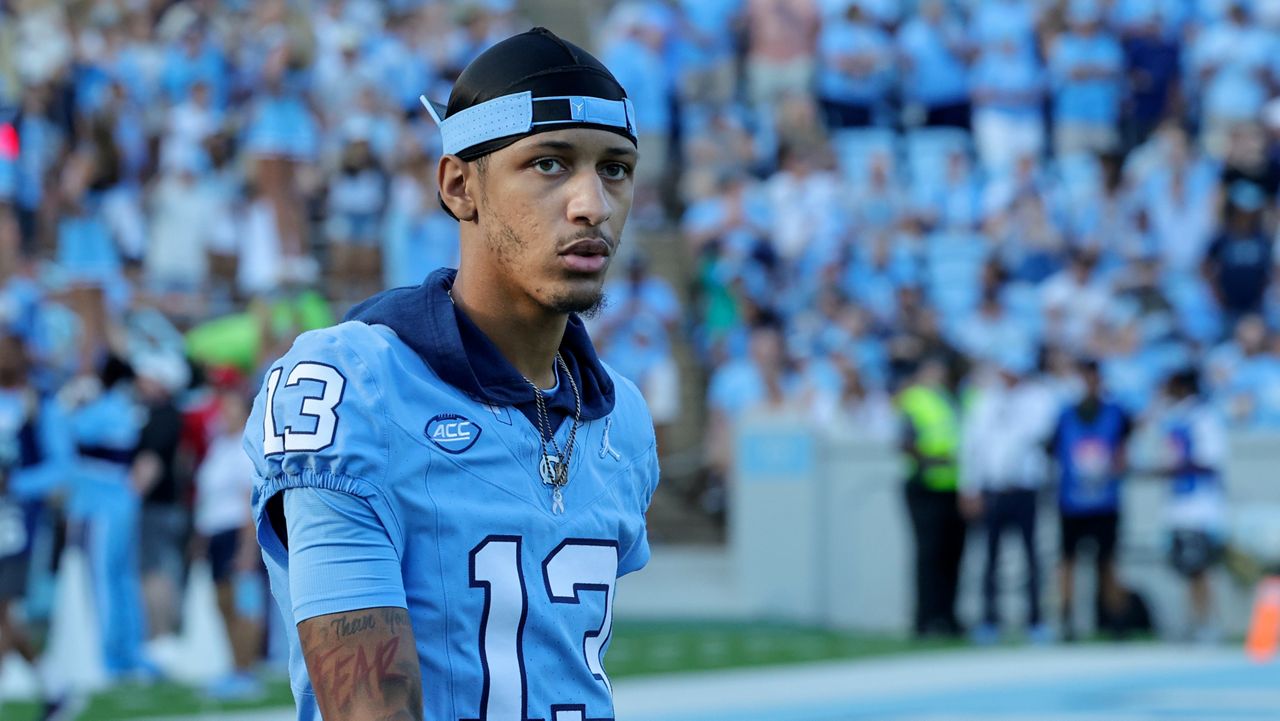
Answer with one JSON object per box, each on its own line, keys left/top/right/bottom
{"left": 971, "top": 50, "right": 1044, "bottom": 118}
{"left": 897, "top": 14, "right": 970, "bottom": 106}
{"left": 1050, "top": 30, "right": 1125, "bottom": 125}
{"left": 817, "top": 19, "right": 895, "bottom": 106}
{"left": 603, "top": 37, "right": 670, "bottom": 135}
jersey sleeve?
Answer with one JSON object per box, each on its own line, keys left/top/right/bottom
{"left": 611, "top": 368, "right": 660, "bottom": 577}
{"left": 618, "top": 439, "right": 659, "bottom": 577}
{"left": 244, "top": 327, "right": 404, "bottom": 566}
{"left": 284, "top": 487, "right": 407, "bottom": 621}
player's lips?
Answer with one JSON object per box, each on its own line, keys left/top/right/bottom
{"left": 558, "top": 238, "right": 611, "bottom": 273}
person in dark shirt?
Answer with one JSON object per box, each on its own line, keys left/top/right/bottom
{"left": 1119, "top": 11, "right": 1180, "bottom": 149}
{"left": 1204, "top": 181, "right": 1273, "bottom": 333}
{"left": 129, "top": 352, "right": 190, "bottom": 640}
{"left": 1046, "top": 359, "right": 1132, "bottom": 641}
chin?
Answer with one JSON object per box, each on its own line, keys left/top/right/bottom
{"left": 546, "top": 281, "right": 606, "bottom": 318}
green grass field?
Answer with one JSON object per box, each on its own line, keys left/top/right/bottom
{"left": 0, "top": 621, "right": 957, "bottom": 720}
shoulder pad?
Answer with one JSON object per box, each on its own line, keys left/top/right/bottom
{"left": 244, "top": 325, "right": 388, "bottom": 489}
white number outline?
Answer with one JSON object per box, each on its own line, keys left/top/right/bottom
{"left": 469, "top": 535, "right": 529, "bottom": 721}
{"left": 542, "top": 539, "right": 619, "bottom": 694}
{"left": 262, "top": 367, "right": 284, "bottom": 455}
{"left": 467, "top": 537, "right": 619, "bottom": 721}
{"left": 262, "top": 362, "right": 347, "bottom": 456}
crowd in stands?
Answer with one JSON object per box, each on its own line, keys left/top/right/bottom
{"left": 1, "top": 0, "right": 1280, "bottom": 703}
{"left": 632, "top": 0, "right": 1280, "bottom": 510}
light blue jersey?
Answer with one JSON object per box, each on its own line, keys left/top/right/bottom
{"left": 245, "top": 268, "right": 659, "bottom": 721}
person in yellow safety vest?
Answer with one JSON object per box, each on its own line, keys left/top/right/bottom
{"left": 898, "top": 354, "right": 967, "bottom": 639}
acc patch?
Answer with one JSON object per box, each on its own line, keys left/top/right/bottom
{"left": 425, "top": 413, "right": 482, "bottom": 454}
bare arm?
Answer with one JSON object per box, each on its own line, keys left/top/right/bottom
{"left": 130, "top": 450, "right": 162, "bottom": 496}
{"left": 298, "top": 607, "right": 423, "bottom": 721}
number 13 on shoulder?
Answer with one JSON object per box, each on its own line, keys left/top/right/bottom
{"left": 263, "top": 363, "right": 347, "bottom": 455}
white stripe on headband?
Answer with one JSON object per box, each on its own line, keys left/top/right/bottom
{"left": 420, "top": 91, "right": 637, "bottom": 157}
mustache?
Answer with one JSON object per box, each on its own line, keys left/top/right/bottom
{"left": 561, "top": 229, "right": 615, "bottom": 246}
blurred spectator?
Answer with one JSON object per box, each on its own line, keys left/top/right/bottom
{"left": 682, "top": 171, "right": 769, "bottom": 256}
{"left": 957, "top": 288, "right": 1032, "bottom": 366}
{"left": 704, "top": 316, "right": 797, "bottom": 513}
{"left": 194, "top": 379, "right": 265, "bottom": 700}
{"left": 324, "top": 121, "right": 388, "bottom": 302}
{"left": 1040, "top": 246, "right": 1112, "bottom": 350}
{"left": 1117, "top": 1, "right": 1182, "bottom": 148}
{"left": 816, "top": 2, "right": 894, "bottom": 129}
{"left": 672, "top": 0, "right": 742, "bottom": 108}
{"left": 164, "top": 79, "right": 222, "bottom": 168}
{"left": 898, "top": 354, "right": 965, "bottom": 639}
{"left": 69, "top": 356, "right": 151, "bottom": 679}
{"left": 235, "top": 179, "right": 286, "bottom": 297}
{"left": 912, "top": 149, "right": 982, "bottom": 230}
{"left": 810, "top": 353, "right": 897, "bottom": 442}
{"left": 897, "top": 0, "right": 972, "bottom": 129}
{"left": 1189, "top": 1, "right": 1276, "bottom": 157}
{"left": 765, "top": 144, "right": 842, "bottom": 262}
{"left": 1135, "top": 124, "right": 1219, "bottom": 276}
{"left": 147, "top": 143, "right": 216, "bottom": 297}
{"left": 1149, "top": 367, "right": 1228, "bottom": 643}
{"left": 602, "top": 4, "right": 672, "bottom": 194}
{"left": 382, "top": 146, "right": 459, "bottom": 289}
{"left": 1047, "top": 358, "right": 1132, "bottom": 641}
{"left": 1210, "top": 314, "right": 1280, "bottom": 426}
{"left": 960, "top": 357, "right": 1055, "bottom": 644}
{"left": 13, "top": 83, "right": 65, "bottom": 256}
{"left": 970, "top": 34, "right": 1045, "bottom": 174}
{"left": 1204, "top": 181, "right": 1272, "bottom": 325}
{"left": 0, "top": 334, "right": 73, "bottom": 717}
{"left": 1048, "top": 2, "right": 1124, "bottom": 157}
{"left": 130, "top": 350, "right": 190, "bottom": 641}
{"left": 744, "top": 0, "right": 821, "bottom": 110}
{"left": 596, "top": 256, "right": 683, "bottom": 449}
{"left": 970, "top": 0, "right": 1041, "bottom": 58}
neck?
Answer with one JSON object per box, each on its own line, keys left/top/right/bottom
{"left": 451, "top": 266, "right": 567, "bottom": 388}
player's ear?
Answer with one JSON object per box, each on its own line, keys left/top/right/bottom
{"left": 438, "top": 154, "right": 477, "bottom": 222}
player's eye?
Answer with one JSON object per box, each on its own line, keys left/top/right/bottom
{"left": 533, "top": 157, "right": 566, "bottom": 174}
{"left": 599, "top": 162, "right": 631, "bottom": 181}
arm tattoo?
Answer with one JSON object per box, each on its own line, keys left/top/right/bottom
{"left": 300, "top": 607, "right": 424, "bottom": 721}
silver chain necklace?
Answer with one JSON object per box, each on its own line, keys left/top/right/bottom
{"left": 447, "top": 287, "right": 582, "bottom": 513}
{"left": 525, "top": 353, "right": 581, "bottom": 514}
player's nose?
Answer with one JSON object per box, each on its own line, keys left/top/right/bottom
{"left": 565, "top": 170, "right": 612, "bottom": 227}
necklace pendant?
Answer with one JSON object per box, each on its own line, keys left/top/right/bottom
{"left": 551, "top": 486, "right": 566, "bottom": 514}
{"left": 539, "top": 454, "right": 560, "bottom": 487}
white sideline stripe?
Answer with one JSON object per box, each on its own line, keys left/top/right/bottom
{"left": 123, "top": 645, "right": 1262, "bottom": 721}
{"left": 611, "top": 645, "right": 1255, "bottom": 717}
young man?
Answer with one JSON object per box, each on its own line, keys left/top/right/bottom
{"left": 245, "top": 28, "right": 659, "bottom": 721}
{"left": 959, "top": 356, "right": 1055, "bottom": 645}
{"left": 1046, "top": 359, "right": 1132, "bottom": 641}
{"left": 898, "top": 354, "right": 966, "bottom": 639}
{"left": 1154, "top": 368, "right": 1228, "bottom": 642}
{"left": 0, "top": 335, "right": 76, "bottom": 720}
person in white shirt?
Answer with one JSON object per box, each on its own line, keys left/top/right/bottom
{"left": 960, "top": 354, "right": 1059, "bottom": 644}
{"left": 194, "top": 378, "right": 264, "bottom": 699}
{"left": 1039, "top": 246, "right": 1113, "bottom": 351}
{"left": 1149, "top": 368, "right": 1228, "bottom": 643}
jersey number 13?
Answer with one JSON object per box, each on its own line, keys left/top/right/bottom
{"left": 470, "top": 536, "right": 618, "bottom": 721}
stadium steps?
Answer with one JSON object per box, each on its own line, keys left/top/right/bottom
{"left": 639, "top": 225, "right": 724, "bottom": 545}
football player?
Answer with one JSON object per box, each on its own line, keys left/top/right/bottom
{"left": 245, "top": 27, "right": 659, "bottom": 721}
